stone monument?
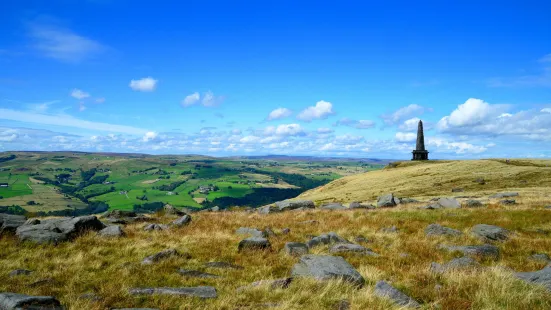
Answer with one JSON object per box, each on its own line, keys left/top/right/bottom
{"left": 412, "top": 120, "right": 429, "bottom": 160}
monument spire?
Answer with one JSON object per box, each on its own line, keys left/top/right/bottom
{"left": 412, "top": 120, "right": 429, "bottom": 160}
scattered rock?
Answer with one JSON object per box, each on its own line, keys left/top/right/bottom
{"left": 329, "top": 243, "right": 379, "bottom": 256}
{"left": 0, "top": 293, "right": 63, "bottom": 310}
{"left": 377, "top": 193, "right": 397, "bottom": 208}
{"left": 204, "top": 261, "right": 244, "bottom": 270}
{"left": 515, "top": 265, "right": 551, "bottom": 291}
{"left": 238, "top": 237, "right": 271, "bottom": 252}
{"left": 143, "top": 223, "right": 169, "bottom": 231}
{"left": 425, "top": 224, "right": 462, "bottom": 237}
{"left": 78, "top": 292, "right": 102, "bottom": 301}
{"left": 440, "top": 244, "right": 500, "bottom": 260}
{"left": 306, "top": 232, "right": 350, "bottom": 248}
{"left": 98, "top": 225, "right": 125, "bottom": 237}
{"left": 354, "top": 235, "right": 369, "bottom": 243}
{"left": 373, "top": 280, "right": 420, "bottom": 308}
{"left": 474, "top": 178, "right": 486, "bottom": 185}
{"left": 465, "top": 200, "right": 484, "bottom": 208}
{"left": 8, "top": 269, "right": 32, "bottom": 276}
{"left": 333, "top": 299, "right": 350, "bottom": 310}
{"left": 348, "top": 202, "right": 375, "bottom": 209}
{"left": 420, "top": 203, "right": 443, "bottom": 210}
{"left": 0, "top": 214, "right": 27, "bottom": 234}
{"left": 284, "top": 242, "right": 309, "bottom": 256}
{"left": 163, "top": 204, "right": 187, "bottom": 216}
{"left": 430, "top": 257, "right": 481, "bottom": 274}
{"left": 399, "top": 198, "right": 419, "bottom": 204}
{"left": 320, "top": 202, "right": 346, "bottom": 210}
{"left": 178, "top": 269, "right": 220, "bottom": 278}
{"left": 275, "top": 200, "right": 315, "bottom": 211}
{"left": 471, "top": 224, "right": 510, "bottom": 242}
{"left": 16, "top": 216, "right": 106, "bottom": 244}
{"left": 490, "top": 192, "right": 519, "bottom": 199}
{"left": 380, "top": 226, "right": 399, "bottom": 233}
{"left": 292, "top": 255, "right": 365, "bottom": 286}
{"left": 237, "top": 278, "right": 293, "bottom": 291}
{"left": 236, "top": 227, "right": 266, "bottom": 238}
{"left": 263, "top": 227, "right": 276, "bottom": 237}
{"left": 451, "top": 188, "right": 464, "bottom": 192}
{"left": 142, "top": 249, "right": 188, "bottom": 265}
{"left": 172, "top": 215, "right": 192, "bottom": 227}
{"left": 128, "top": 287, "right": 217, "bottom": 299}
{"left": 281, "top": 228, "right": 290, "bottom": 234}
{"left": 436, "top": 197, "right": 461, "bottom": 209}
{"left": 530, "top": 253, "right": 551, "bottom": 262}
{"left": 500, "top": 199, "right": 516, "bottom": 205}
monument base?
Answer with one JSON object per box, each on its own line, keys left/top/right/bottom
{"left": 412, "top": 150, "right": 429, "bottom": 161}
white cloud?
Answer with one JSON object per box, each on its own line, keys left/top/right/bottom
{"left": 0, "top": 108, "right": 148, "bottom": 135}
{"left": 71, "top": 89, "right": 90, "bottom": 99}
{"left": 29, "top": 100, "right": 59, "bottom": 113}
{"left": 129, "top": 77, "right": 158, "bottom": 92}
{"left": 181, "top": 92, "right": 200, "bottom": 107}
{"left": 275, "top": 124, "right": 304, "bottom": 136}
{"left": 398, "top": 117, "right": 421, "bottom": 131}
{"left": 79, "top": 102, "right": 86, "bottom": 112}
{"left": 240, "top": 135, "right": 261, "bottom": 144}
{"left": 201, "top": 91, "right": 224, "bottom": 107}
{"left": 335, "top": 118, "right": 375, "bottom": 129}
{"left": 317, "top": 127, "right": 334, "bottom": 134}
{"left": 427, "top": 137, "right": 487, "bottom": 154}
{"left": 436, "top": 98, "right": 512, "bottom": 134}
{"left": 541, "top": 108, "right": 551, "bottom": 114}
{"left": 142, "top": 131, "right": 158, "bottom": 142}
{"left": 28, "top": 22, "right": 105, "bottom": 63}
{"left": 0, "top": 133, "right": 17, "bottom": 142}
{"left": 395, "top": 132, "right": 417, "bottom": 142}
{"left": 267, "top": 108, "right": 292, "bottom": 121}
{"left": 296, "top": 100, "right": 334, "bottom": 122}
{"left": 381, "top": 104, "right": 425, "bottom": 125}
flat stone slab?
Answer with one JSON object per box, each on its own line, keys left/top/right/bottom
{"left": 425, "top": 223, "right": 462, "bottom": 236}
{"left": 436, "top": 197, "right": 461, "bottom": 209}
{"left": 235, "top": 227, "right": 266, "bottom": 238}
{"left": 8, "top": 269, "right": 33, "bottom": 276}
{"left": 291, "top": 255, "right": 365, "bottom": 287}
{"left": 440, "top": 244, "right": 500, "bottom": 260}
{"left": 374, "top": 281, "right": 420, "bottom": 308}
{"left": 142, "top": 249, "right": 189, "bottom": 265}
{"left": 238, "top": 237, "right": 271, "bottom": 252}
{"left": 320, "top": 203, "right": 346, "bottom": 210}
{"left": 0, "top": 292, "right": 63, "bottom": 310}
{"left": 329, "top": 243, "right": 379, "bottom": 256}
{"left": 515, "top": 265, "right": 551, "bottom": 291}
{"left": 471, "top": 224, "right": 510, "bottom": 242}
{"left": 284, "top": 242, "right": 309, "bottom": 256}
{"left": 178, "top": 269, "right": 220, "bottom": 278}
{"left": 128, "top": 286, "right": 217, "bottom": 299}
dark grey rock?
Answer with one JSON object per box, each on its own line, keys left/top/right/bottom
{"left": 238, "top": 237, "right": 271, "bottom": 252}
{"left": 284, "top": 242, "right": 309, "bottom": 256}
{"left": 500, "top": 199, "right": 516, "bottom": 205}
{"left": 142, "top": 249, "right": 189, "bottom": 265}
{"left": 451, "top": 188, "right": 464, "bottom": 192}
{"left": 235, "top": 227, "right": 266, "bottom": 238}
{"left": 178, "top": 269, "right": 220, "bottom": 278}
{"left": 291, "top": 255, "right": 365, "bottom": 287}
{"left": 399, "top": 198, "right": 419, "bottom": 204}
{"left": 98, "top": 225, "right": 125, "bottom": 237}
{"left": 437, "top": 197, "right": 461, "bottom": 209}
{"left": 320, "top": 202, "right": 346, "bottom": 210}
{"left": 0, "top": 293, "right": 63, "bottom": 310}
{"left": 441, "top": 244, "right": 500, "bottom": 260}
{"left": 348, "top": 202, "right": 375, "bottom": 209}
{"left": 515, "top": 265, "right": 551, "bottom": 291}
{"left": 307, "top": 232, "right": 350, "bottom": 248}
{"left": 204, "top": 261, "right": 244, "bottom": 269}
{"left": 9, "top": 269, "right": 33, "bottom": 276}
{"left": 0, "top": 214, "right": 27, "bottom": 233}
{"left": 377, "top": 193, "right": 397, "bottom": 208}
{"left": 172, "top": 215, "right": 192, "bottom": 227}
{"left": 430, "top": 257, "right": 481, "bottom": 274}
{"left": 465, "top": 200, "right": 484, "bottom": 208}
{"left": 490, "top": 192, "right": 519, "bottom": 199}
{"left": 373, "top": 280, "right": 420, "bottom": 308}
{"left": 474, "top": 178, "right": 486, "bottom": 185}
{"left": 15, "top": 216, "right": 105, "bottom": 244}
{"left": 471, "top": 224, "right": 510, "bottom": 242}
{"left": 425, "top": 224, "right": 462, "bottom": 237}
{"left": 128, "top": 286, "right": 217, "bottom": 299}
{"left": 275, "top": 200, "right": 315, "bottom": 211}
{"left": 143, "top": 223, "right": 169, "bottom": 231}
{"left": 329, "top": 243, "right": 379, "bottom": 256}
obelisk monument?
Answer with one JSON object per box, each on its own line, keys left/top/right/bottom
{"left": 412, "top": 120, "right": 429, "bottom": 160}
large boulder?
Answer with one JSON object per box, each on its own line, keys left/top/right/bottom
{"left": 436, "top": 197, "right": 461, "bottom": 209}
{"left": 172, "top": 215, "right": 192, "bottom": 227}
{"left": 471, "top": 224, "right": 510, "bottom": 242}
{"left": 425, "top": 224, "right": 462, "bottom": 237}
{"left": 515, "top": 265, "right": 551, "bottom": 291}
{"left": 128, "top": 287, "right": 217, "bottom": 299}
{"left": 98, "top": 225, "right": 125, "bottom": 238}
{"left": 275, "top": 200, "right": 315, "bottom": 211}
{"left": 0, "top": 214, "right": 27, "bottom": 234}
{"left": 0, "top": 293, "right": 63, "bottom": 310}
{"left": 373, "top": 281, "right": 420, "bottom": 308}
{"left": 284, "top": 242, "right": 309, "bottom": 256}
{"left": 291, "top": 255, "right": 365, "bottom": 287}
{"left": 377, "top": 193, "right": 397, "bottom": 208}
{"left": 238, "top": 237, "right": 271, "bottom": 252}
{"left": 320, "top": 203, "right": 346, "bottom": 210}
{"left": 440, "top": 244, "right": 500, "bottom": 260}
{"left": 15, "top": 216, "right": 106, "bottom": 244}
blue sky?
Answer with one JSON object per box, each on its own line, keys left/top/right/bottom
{"left": 1, "top": 1, "right": 550, "bottom": 159}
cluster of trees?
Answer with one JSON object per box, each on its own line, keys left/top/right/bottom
{"left": 0, "top": 201, "right": 109, "bottom": 217}
{"left": 205, "top": 188, "right": 302, "bottom": 208}
{"left": 154, "top": 180, "right": 186, "bottom": 191}
{"left": 0, "top": 155, "right": 16, "bottom": 163}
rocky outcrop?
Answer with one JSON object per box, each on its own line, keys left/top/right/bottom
{"left": 515, "top": 265, "right": 551, "bottom": 291}
{"left": 348, "top": 202, "right": 375, "bottom": 209}
{"left": 15, "top": 216, "right": 106, "bottom": 244}
{"left": 172, "top": 215, "right": 191, "bottom": 227}
{"left": 0, "top": 293, "right": 63, "bottom": 310}
{"left": 128, "top": 287, "right": 217, "bottom": 299}
{"left": 373, "top": 281, "right": 420, "bottom": 308}
{"left": 275, "top": 200, "right": 315, "bottom": 211}
{"left": 143, "top": 223, "right": 169, "bottom": 231}
{"left": 471, "top": 224, "right": 510, "bottom": 242}
{"left": 0, "top": 214, "right": 26, "bottom": 233}
{"left": 425, "top": 224, "right": 462, "bottom": 237}
{"left": 163, "top": 204, "right": 187, "bottom": 216}
{"left": 377, "top": 193, "right": 398, "bottom": 208}
{"left": 291, "top": 255, "right": 365, "bottom": 287}
{"left": 320, "top": 203, "right": 346, "bottom": 210}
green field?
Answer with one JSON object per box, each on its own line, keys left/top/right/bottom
{"left": 0, "top": 152, "right": 385, "bottom": 214}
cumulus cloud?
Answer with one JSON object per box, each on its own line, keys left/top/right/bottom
{"left": 334, "top": 118, "right": 375, "bottom": 129}
{"left": 427, "top": 137, "right": 487, "bottom": 154}
{"left": 142, "top": 131, "right": 158, "bottom": 142}
{"left": 541, "top": 108, "right": 551, "bottom": 113}
{"left": 436, "top": 98, "right": 511, "bottom": 133}
{"left": 381, "top": 104, "right": 425, "bottom": 126}
{"left": 181, "top": 91, "right": 224, "bottom": 107}
{"left": 395, "top": 132, "right": 417, "bottom": 142}
{"left": 71, "top": 89, "right": 90, "bottom": 99}
{"left": 296, "top": 100, "right": 334, "bottom": 122}
{"left": 181, "top": 92, "right": 200, "bottom": 107}
{"left": 129, "top": 77, "right": 158, "bottom": 92}
{"left": 267, "top": 108, "right": 292, "bottom": 121}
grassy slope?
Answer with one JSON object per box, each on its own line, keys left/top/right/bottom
{"left": 299, "top": 159, "right": 551, "bottom": 204}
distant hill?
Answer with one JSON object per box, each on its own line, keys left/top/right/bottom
{"left": 298, "top": 159, "right": 551, "bottom": 203}
{"left": 229, "top": 155, "right": 395, "bottom": 165}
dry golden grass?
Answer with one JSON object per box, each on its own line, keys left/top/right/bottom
{"left": 1, "top": 198, "right": 551, "bottom": 309}
{"left": 299, "top": 159, "right": 551, "bottom": 204}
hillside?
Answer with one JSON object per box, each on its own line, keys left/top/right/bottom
{"left": 299, "top": 159, "right": 551, "bottom": 204}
